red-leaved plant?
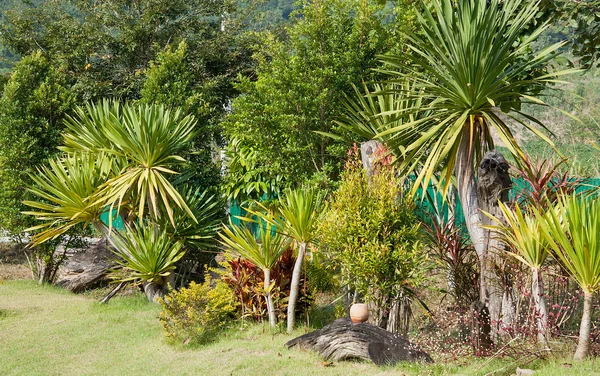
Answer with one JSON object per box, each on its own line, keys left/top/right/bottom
{"left": 220, "top": 248, "right": 313, "bottom": 322}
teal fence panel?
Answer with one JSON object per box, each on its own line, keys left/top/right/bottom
{"left": 227, "top": 178, "right": 600, "bottom": 238}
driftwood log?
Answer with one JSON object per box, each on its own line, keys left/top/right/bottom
{"left": 54, "top": 238, "right": 114, "bottom": 292}
{"left": 285, "top": 318, "right": 433, "bottom": 366}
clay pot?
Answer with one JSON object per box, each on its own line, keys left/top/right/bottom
{"left": 350, "top": 303, "right": 369, "bottom": 323}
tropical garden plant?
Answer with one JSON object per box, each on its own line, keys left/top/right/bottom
{"left": 23, "top": 100, "right": 222, "bottom": 301}
{"left": 318, "top": 149, "right": 427, "bottom": 334}
{"left": 111, "top": 223, "right": 185, "bottom": 302}
{"left": 535, "top": 194, "right": 600, "bottom": 360}
{"left": 337, "top": 0, "right": 579, "bottom": 341}
{"left": 247, "top": 187, "right": 326, "bottom": 333}
{"left": 218, "top": 219, "right": 290, "bottom": 327}
{"left": 487, "top": 203, "right": 550, "bottom": 346}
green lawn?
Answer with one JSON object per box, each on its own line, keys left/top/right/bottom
{"left": 1, "top": 280, "right": 598, "bottom": 376}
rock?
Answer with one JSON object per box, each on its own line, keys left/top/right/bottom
{"left": 516, "top": 367, "right": 535, "bottom": 376}
{"left": 54, "top": 238, "right": 114, "bottom": 292}
{"left": 285, "top": 317, "right": 433, "bottom": 366}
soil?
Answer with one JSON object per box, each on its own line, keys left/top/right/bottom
{"left": 0, "top": 241, "right": 31, "bottom": 280}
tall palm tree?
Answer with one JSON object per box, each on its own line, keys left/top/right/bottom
{"left": 340, "top": 0, "right": 578, "bottom": 335}
{"left": 487, "top": 203, "right": 549, "bottom": 346}
{"left": 219, "top": 219, "right": 290, "bottom": 327}
{"left": 537, "top": 195, "right": 600, "bottom": 360}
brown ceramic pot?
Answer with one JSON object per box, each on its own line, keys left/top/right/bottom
{"left": 349, "top": 303, "right": 369, "bottom": 323}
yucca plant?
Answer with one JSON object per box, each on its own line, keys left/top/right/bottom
{"left": 487, "top": 203, "right": 550, "bottom": 346}
{"left": 218, "top": 219, "right": 290, "bottom": 327}
{"left": 111, "top": 222, "right": 185, "bottom": 302}
{"left": 61, "top": 100, "right": 198, "bottom": 224}
{"left": 23, "top": 153, "right": 113, "bottom": 245}
{"left": 23, "top": 100, "right": 219, "bottom": 300}
{"left": 536, "top": 194, "right": 600, "bottom": 360}
{"left": 248, "top": 187, "right": 326, "bottom": 332}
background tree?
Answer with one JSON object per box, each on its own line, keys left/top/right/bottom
{"left": 222, "top": 0, "right": 399, "bottom": 200}
{"left": 0, "top": 0, "right": 252, "bottom": 102}
{"left": 0, "top": 51, "right": 75, "bottom": 241}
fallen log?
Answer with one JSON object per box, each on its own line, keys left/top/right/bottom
{"left": 285, "top": 318, "right": 433, "bottom": 366}
{"left": 54, "top": 238, "right": 114, "bottom": 292}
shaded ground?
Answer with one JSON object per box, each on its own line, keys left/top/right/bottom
{"left": 0, "top": 241, "right": 30, "bottom": 280}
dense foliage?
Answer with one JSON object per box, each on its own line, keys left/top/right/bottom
{"left": 222, "top": 0, "right": 401, "bottom": 201}
{"left": 318, "top": 147, "right": 426, "bottom": 332}
{"left": 159, "top": 277, "right": 238, "bottom": 344}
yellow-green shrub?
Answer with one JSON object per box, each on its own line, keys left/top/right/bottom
{"left": 159, "top": 278, "right": 238, "bottom": 344}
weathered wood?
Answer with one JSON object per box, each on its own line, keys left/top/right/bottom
{"left": 54, "top": 238, "right": 114, "bottom": 292}
{"left": 99, "top": 281, "right": 127, "bottom": 304}
{"left": 360, "top": 140, "right": 383, "bottom": 179}
{"left": 285, "top": 318, "right": 432, "bottom": 366}
{"left": 477, "top": 150, "right": 513, "bottom": 338}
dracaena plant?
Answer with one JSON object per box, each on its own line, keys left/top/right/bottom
{"left": 486, "top": 202, "right": 550, "bottom": 346}
{"left": 535, "top": 194, "right": 600, "bottom": 360}
{"left": 23, "top": 152, "right": 114, "bottom": 245}
{"left": 24, "top": 100, "right": 219, "bottom": 302}
{"left": 246, "top": 187, "right": 326, "bottom": 333}
{"left": 61, "top": 100, "right": 198, "bottom": 224}
{"left": 218, "top": 219, "right": 290, "bottom": 327}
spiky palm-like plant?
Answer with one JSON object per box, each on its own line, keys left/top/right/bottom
{"left": 487, "top": 203, "right": 550, "bottom": 346}
{"left": 24, "top": 101, "right": 217, "bottom": 301}
{"left": 536, "top": 195, "right": 600, "bottom": 360}
{"left": 339, "top": 0, "right": 578, "bottom": 338}
{"left": 23, "top": 153, "right": 113, "bottom": 245}
{"left": 219, "top": 219, "right": 290, "bottom": 327}
{"left": 248, "top": 187, "right": 326, "bottom": 332}
{"left": 111, "top": 222, "right": 185, "bottom": 302}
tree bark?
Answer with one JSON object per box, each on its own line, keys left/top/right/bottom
{"left": 574, "top": 291, "right": 593, "bottom": 360}
{"left": 455, "top": 131, "right": 490, "bottom": 346}
{"left": 264, "top": 268, "right": 277, "bottom": 328}
{"left": 361, "top": 140, "right": 383, "bottom": 180}
{"left": 531, "top": 268, "right": 549, "bottom": 347}
{"left": 477, "top": 149, "right": 512, "bottom": 339}
{"left": 143, "top": 281, "right": 166, "bottom": 303}
{"left": 287, "top": 242, "right": 306, "bottom": 333}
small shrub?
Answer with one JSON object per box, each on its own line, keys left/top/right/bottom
{"left": 158, "top": 278, "right": 237, "bottom": 344}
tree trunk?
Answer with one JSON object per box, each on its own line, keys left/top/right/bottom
{"left": 477, "top": 149, "right": 513, "bottom": 339}
{"left": 264, "top": 268, "right": 277, "bottom": 328}
{"left": 287, "top": 242, "right": 306, "bottom": 333}
{"left": 574, "top": 291, "right": 593, "bottom": 360}
{"left": 143, "top": 281, "right": 166, "bottom": 303}
{"left": 531, "top": 268, "right": 549, "bottom": 347}
{"left": 361, "top": 140, "right": 383, "bottom": 180}
{"left": 455, "top": 131, "right": 490, "bottom": 347}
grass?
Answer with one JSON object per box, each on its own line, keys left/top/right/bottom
{"left": 1, "top": 280, "right": 599, "bottom": 376}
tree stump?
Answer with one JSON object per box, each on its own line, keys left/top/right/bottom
{"left": 285, "top": 318, "right": 433, "bottom": 366}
